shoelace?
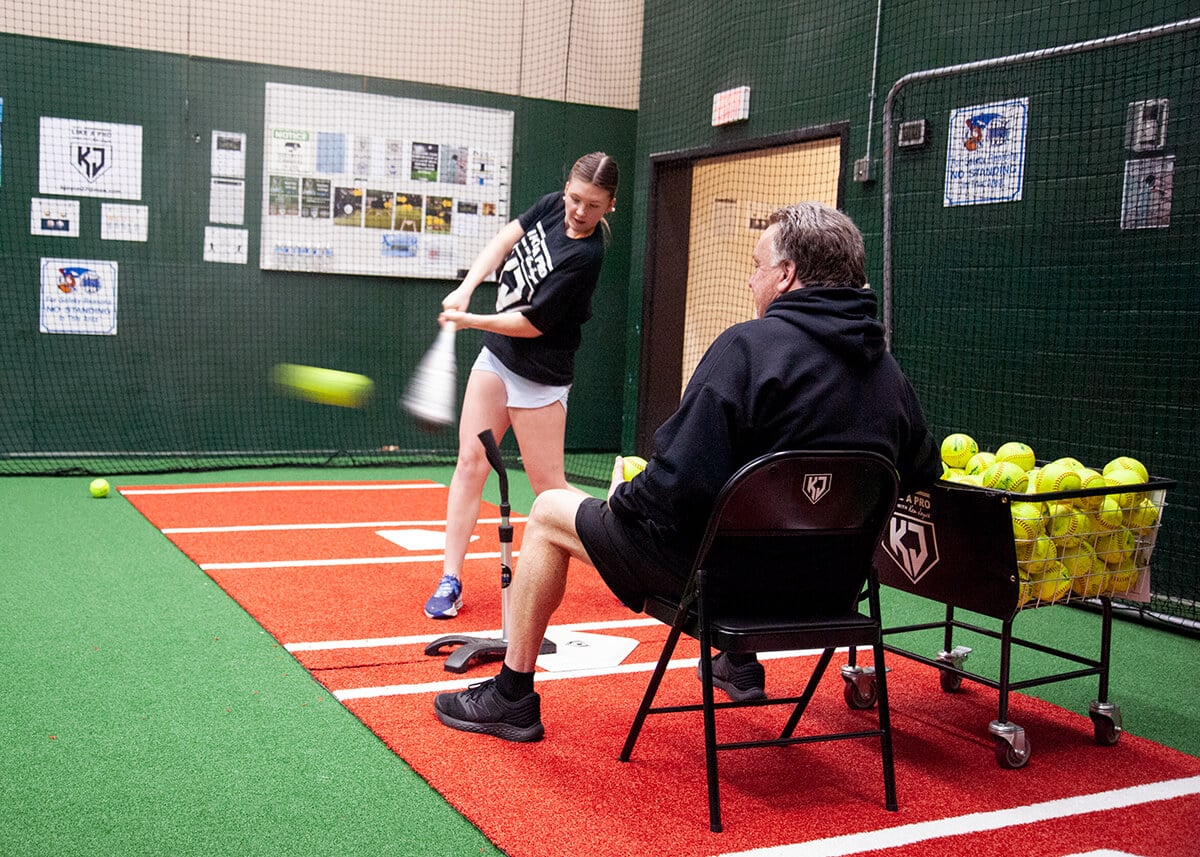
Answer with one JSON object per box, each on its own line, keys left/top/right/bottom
{"left": 435, "top": 577, "right": 459, "bottom": 597}
{"left": 461, "top": 680, "right": 494, "bottom": 701}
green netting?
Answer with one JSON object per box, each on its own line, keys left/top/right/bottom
{"left": 882, "top": 19, "right": 1199, "bottom": 630}
{"left": 1, "top": 2, "right": 1196, "bottom": 625}
{"left": 0, "top": 3, "right": 640, "bottom": 482}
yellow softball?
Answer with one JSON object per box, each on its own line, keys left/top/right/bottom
{"left": 995, "top": 441, "right": 1036, "bottom": 472}
{"left": 940, "top": 433, "right": 979, "bottom": 469}
{"left": 964, "top": 451, "right": 996, "bottom": 476}
{"left": 982, "top": 460, "right": 1029, "bottom": 492}
{"left": 1104, "top": 456, "right": 1149, "bottom": 484}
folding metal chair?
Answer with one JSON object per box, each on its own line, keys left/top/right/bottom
{"left": 618, "top": 449, "right": 901, "bottom": 832}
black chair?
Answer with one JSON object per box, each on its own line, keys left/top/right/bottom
{"left": 618, "top": 450, "right": 901, "bottom": 832}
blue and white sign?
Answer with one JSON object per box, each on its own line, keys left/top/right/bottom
{"left": 944, "top": 97, "right": 1029, "bottom": 206}
{"left": 39, "top": 258, "right": 119, "bottom": 335}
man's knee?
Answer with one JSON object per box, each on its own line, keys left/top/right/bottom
{"left": 527, "top": 490, "right": 587, "bottom": 547}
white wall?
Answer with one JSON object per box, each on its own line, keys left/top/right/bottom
{"left": 1, "top": 0, "right": 642, "bottom": 109}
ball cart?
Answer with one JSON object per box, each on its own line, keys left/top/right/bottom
{"left": 864, "top": 472, "right": 1174, "bottom": 768}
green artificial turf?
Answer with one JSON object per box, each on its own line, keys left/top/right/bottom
{"left": 0, "top": 468, "right": 500, "bottom": 856}
{"left": 2, "top": 466, "right": 1196, "bottom": 857}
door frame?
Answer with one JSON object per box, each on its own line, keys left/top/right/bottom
{"left": 635, "top": 122, "right": 850, "bottom": 451}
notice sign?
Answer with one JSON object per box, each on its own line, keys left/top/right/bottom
{"left": 944, "top": 97, "right": 1029, "bottom": 206}
{"left": 39, "top": 258, "right": 119, "bottom": 335}
{"left": 260, "top": 83, "right": 512, "bottom": 278}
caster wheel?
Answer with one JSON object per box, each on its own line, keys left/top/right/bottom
{"left": 939, "top": 668, "right": 962, "bottom": 693}
{"left": 843, "top": 677, "right": 878, "bottom": 710}
{"left": 995, "top": 736, "right": 1031, "bottom": 769}
{"left": 1091, "top": 713, "right": 1121, "bottom": 746}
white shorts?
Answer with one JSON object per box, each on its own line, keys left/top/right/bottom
{"left": 472, "top": 348, "right": 571, "bottom": 411}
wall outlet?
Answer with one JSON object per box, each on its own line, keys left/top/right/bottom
{"left": 854, "top": 157, "right": 875, "bottom": 183}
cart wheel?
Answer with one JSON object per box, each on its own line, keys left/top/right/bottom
{"left": 939, "top": 668, "right": 962, "bottom": 693}
{"left": 843, "top": 675, "right": 878, "bottom": 709}
{"left": 995, "top": 736, "right": 1031, "bottom": 769}
{"left": 1090, "top": 712, "right": 1122, "bottom": 746}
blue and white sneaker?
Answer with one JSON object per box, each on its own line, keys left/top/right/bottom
{"left": 424, "top": 574, "right": 463, "bottom": 619}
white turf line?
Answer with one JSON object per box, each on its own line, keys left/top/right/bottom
{"left": 176, "top": 497, "right": 1200, "bottom": 851}
{"left": 200, "top": 548, "right": 515, "bottom": 571}
{"left": 287, "top": 616, "right": 663, "bottom": 652}
{"left": 716, "top": 775, "right": 1200, "bottom": 857}
{"left": 162, "top": 515, "right": 525, "bottom": 534}
{"left": 155, "top": 483, "right": 1200, "bottom": 854}
{"left": 120, "top": 482, "right": 447, "bottom": 495}
{"left": 331, "top": 646, "right": 834, "bottom": 701}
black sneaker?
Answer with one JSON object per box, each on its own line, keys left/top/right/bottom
{"left": 700, "top": 652, "right": 766, "bottom": 702}
{"left": 434, "top": 679, "right": 545, "bottom": 742}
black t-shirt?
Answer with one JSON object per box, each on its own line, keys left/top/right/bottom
{"left": 482, "top": 192, "right": 606, "bottom": 385}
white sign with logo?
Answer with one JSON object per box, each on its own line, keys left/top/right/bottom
{"left": 944, "top": 97, "right": 1029, "bottom": 206}
{"left": 38, "top": 117, "right": 143, "bottom": 200}
{"left": 39, "top": 258, "right": 119, "bottom": 335}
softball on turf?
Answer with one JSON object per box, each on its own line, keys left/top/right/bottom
{"left": 89, "top": 478, "right": 110, "bottom": 498}
{"left": 940, "top": 433, "right": 978, "bottom": 469}
{"left": 622, "top": 455, "right": 648, "bottom": 481}
{"left": 994, "top": 441, "right": 1036, "bottom": 472}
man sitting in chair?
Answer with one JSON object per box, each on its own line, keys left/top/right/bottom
{"left": 433, "top": 201, "right": 942, "bottom": 742}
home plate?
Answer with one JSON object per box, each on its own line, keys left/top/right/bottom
{"left": 536, "top": 629, "right": 640, "bottom": 672}
{"left": 375, "top": 529, "right": 478, "bottom": 551}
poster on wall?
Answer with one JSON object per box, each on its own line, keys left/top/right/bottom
{"left": 259, "top": 83, "right": 512, "bottom": 278}
{"left": 38, "top": 117, "right": 143, "bottom": 200}
{"left": 30, "top": 197, "right": 80, "bottom": 237}
{"left": 1120, "top": 156, "right": 1173, "bottom": 230}
{"left": 944, "top": 97, "right": 1029, "bottom": 207}
{"left": 39, "top": 258, "right": 119, "bottom": 335}
{"left": 100, "top": 204, "right": 148, "bottom": 242}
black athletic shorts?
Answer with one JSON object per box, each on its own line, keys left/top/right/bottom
{"left": 574, "top": 497, "right": 688, "bottom": 612}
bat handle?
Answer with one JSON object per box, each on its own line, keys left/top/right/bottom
{"left": 477, "top": 429, "right": 509, "bottom": 503}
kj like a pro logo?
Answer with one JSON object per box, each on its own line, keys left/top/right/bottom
{"left": 881, "top": 491, "right": 940, "bottom": 584}
{"left": 71, "top": 125, "right": 113, "bottom": 182}
{"left": 39, "top": 117, "right": 143, "bottom": 200}
{"left": 803, "top": 473, "right": 832, "bottom": 504}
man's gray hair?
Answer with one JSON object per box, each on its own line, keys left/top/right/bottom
{"left": 767, "top": 202, "right": 867, "bottom": 287}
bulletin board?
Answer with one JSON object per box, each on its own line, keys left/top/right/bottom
{"left": 259, "top": 83, "right": 513, "bottom": 278}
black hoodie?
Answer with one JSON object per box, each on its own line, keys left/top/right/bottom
{"left": 608, "top": 285, "right": 941, "bottom": 571}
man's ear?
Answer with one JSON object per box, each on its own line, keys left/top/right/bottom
{"left": 776, "top": 260, "right": 797, "bottom": 293}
